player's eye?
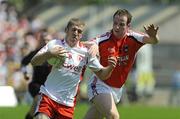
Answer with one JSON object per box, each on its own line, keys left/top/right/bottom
{"left": 119, "top": 23, "right": 126, "bottom": 27}
{"left": 72, "top": 28, "right": 83, "bottom": 34}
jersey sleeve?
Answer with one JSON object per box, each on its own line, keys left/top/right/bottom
{"left": 87, "top": 55, "right": 103, "bottom": 72}
{"left": 37, "top": 45, "right": 48, "bottom": 55}
{"left": 129, "top": 30, "right": 145, "bottom": 43}
{"left": 37, "top": 39, "right": 57, "bottom": 54}
{"left": 89, "top": 31, "right": 111, "bottom": 45}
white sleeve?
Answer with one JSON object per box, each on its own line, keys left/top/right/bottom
{"left": 37, "top": 45, "right": 48, "bottom": 54}
{"left": 129, "top": 31, "right": 145, "bottom": 43}
{"left": 38, "top": 39, "right": 58, "bottom": 54}
{"left": 87, "top": 55, "right": 103, "bottom": 72}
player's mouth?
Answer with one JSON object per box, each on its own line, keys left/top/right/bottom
{"left": 72, "top": 35, "right": 79, "bottom": 40}
{"left": 114, "top": 29, "right": 120, "bottom": 33}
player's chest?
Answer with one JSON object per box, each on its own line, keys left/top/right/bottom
{"left": 99, "top": 40, "right": 135, "bottom": 57}
{"left": 63, "top": 49, "right": 87, "bottom": 69}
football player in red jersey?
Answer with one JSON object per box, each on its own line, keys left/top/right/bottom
{"left": 84, "top": 8, "right": 159, "bottom": 119}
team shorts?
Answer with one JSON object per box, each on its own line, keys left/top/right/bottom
{"left": 87, "top": 76, "right": 123, "bottom": 104}
{"left": 35, "top": 94, "right": 74, "bottom": 119}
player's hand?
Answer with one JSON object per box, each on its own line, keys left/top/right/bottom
{"left": 49, "top": 46, "right": 68, "bottom": 58}
{"left": 88, "top": 43, "right": 99, "bottom": 57}
{"left": 82, "top": 41, "right": 99, "bottom": 57}
{"left": 108, "top": 56, "right": 117, "bottom": 68}
{"left": 144, "top": 24, "right": 159, "bottom": 38}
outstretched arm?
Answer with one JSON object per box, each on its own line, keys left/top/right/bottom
{"left": 143, "top": 24, "right": 159, "bottom": 44}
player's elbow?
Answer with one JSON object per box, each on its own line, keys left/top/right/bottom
{"left": 30, "top": 59, "right": 37, "bottom": 66}
{"left": 31, "top": 58, "right": 42, "bottom": 66}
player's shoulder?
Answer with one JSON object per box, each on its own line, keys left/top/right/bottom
{"left": 48, "top": 39, "right": 65, "bottom": 46}
{"left": 126, "top": 30, "right": 145, "bottom": 43}
{"left": 46, "top": 39, "right": 66, "bottom": 50}
{"left": 93, "top": 31, "right": 112, "bottom": 43}
{"left": 127, "top": 30, "right": 145, "bottom": 37}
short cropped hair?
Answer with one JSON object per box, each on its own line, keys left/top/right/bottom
{"left": 113, "top": 9, "right": 132, "bottom": 25}
{"left": 66, "top": 18, "right": 85, "bottom": 29}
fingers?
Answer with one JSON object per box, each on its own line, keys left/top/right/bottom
{"left": 57, "top": 49, "right": 68, "bottom": 58}
{"left": 54, "top": 45, "right": 64, "bottom": 50}
{"left": 144, "top": 24, "right": 153, "bottom": 31}
{"left": 108, "top": 56, "right": 117, "bottom": 67}
{"left": 57, "top": 48, "right": 67, "bottom": 54}
{"left": 144, "top": 24, "right": 159, "bottom": 31}
{"left": 143, "top": 25, "right": 147, "bottom": 31}
{"left": 51, "top": 46, "right": 68, "bottom": 58}
{"left": 155, "top": 26, "right": 159, "bottom": 31}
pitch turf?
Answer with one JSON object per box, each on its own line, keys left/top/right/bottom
{"left": 0, "top": 102, "right": 180, "bottom": 119}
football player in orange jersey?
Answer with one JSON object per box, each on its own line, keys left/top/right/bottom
{"left": 84, "top": 8, "right": 159, "bottom": 119}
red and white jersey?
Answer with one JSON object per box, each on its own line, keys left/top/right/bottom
{"left": 38, "top": 39, "right": 103, "bottom": 107}
{"left": 90, "top": 30, "right": 145, "bottom": 88}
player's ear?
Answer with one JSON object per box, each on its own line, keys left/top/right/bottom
{"left": 79, "top": 34, "right": 82, "bottom": 39}
{"left": 65, "top": 27, "right": 68, "bottom": 33}
{"left": 127, "top": 23, "right": 131, "bottom": 27}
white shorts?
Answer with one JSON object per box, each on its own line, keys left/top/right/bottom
{"left": 87, "top": 76, "right": 123, "bottom": 104}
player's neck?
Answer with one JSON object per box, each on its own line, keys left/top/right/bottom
{"left": 112, "top": 33, "right": 125, "bottom": 40}
{"left": 65, "top": 38, "right": 78, "bottom": 48}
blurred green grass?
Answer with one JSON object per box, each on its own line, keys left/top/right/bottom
{"left": 0, "top": 102, "right": 180, "bottom": 119}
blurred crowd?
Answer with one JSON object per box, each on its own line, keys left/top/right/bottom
{"left": 0, "top": 0, "right": 63, "bottom": 104}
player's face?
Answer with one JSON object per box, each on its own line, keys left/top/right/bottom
{"left": 112, "top": 14, "right": 129, "bottom": 38}
{"left": 66, "top": 25, "right": 84, "bottom": 47}
{"left": 43, "top": 33, "right": 53, "bottom": 44}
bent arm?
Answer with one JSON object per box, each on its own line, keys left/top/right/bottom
{"left": 31, "top": 44, "right": 67, "bottom": 66}
{"left": 90, "top": 56, "right": 117, "bottom": 80}
{"left": 93, "top": 65, "right": 115, "bottom": 80}
{"left": 31, "top": 51, "right": 52, "bottom": 66}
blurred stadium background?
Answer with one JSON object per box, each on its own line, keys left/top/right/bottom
{"left": 0, "top": 0, "right": 180, "bottom": 119}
